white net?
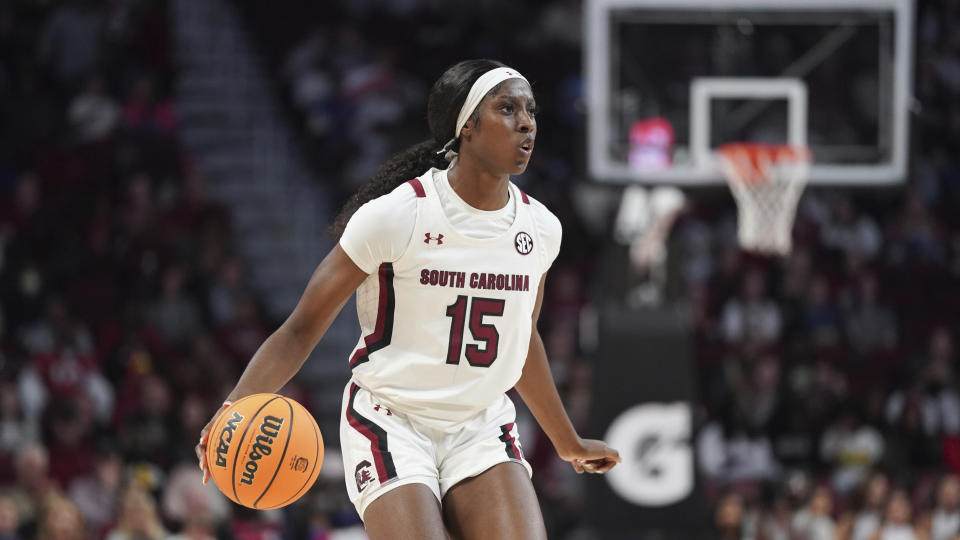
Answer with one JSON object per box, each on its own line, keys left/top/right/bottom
{"left": 717, "top": 144, "right": 811, "bottom": 255}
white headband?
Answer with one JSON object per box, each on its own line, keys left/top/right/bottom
{"left": 439, "top": 66, "right": 529, "bottom": 161}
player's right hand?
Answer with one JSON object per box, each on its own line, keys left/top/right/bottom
{"left": 195, "top": 401, "right": 232, "bottom": 485}
{"left": 559, "top": 437, "right": 622, "bottom": 475}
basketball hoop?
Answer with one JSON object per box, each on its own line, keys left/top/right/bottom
{"left": 717, "top": 143, "right": 811, "bottom": 255}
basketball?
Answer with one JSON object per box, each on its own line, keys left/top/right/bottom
{"left": 205, "top": 394, "right": 324, "bottom": 509}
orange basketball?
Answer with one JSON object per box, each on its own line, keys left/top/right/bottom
{"left": 205, "top": 393, "right": 324, "bottom": 509}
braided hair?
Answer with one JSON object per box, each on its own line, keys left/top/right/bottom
{"left": 329, "top": 59, "right": 507, "bottom": 237}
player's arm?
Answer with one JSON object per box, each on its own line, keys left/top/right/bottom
{"left": 196, "top": 245, "right": 368, "bottom": 482}
{"left": 513, "top": 273, "right": 621, "bottom": 474}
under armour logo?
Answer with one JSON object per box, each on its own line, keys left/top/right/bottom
{"left": 424, "top": 233, "right": 444, "bottom": 245}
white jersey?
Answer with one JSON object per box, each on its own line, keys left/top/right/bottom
{"left": 339, "top": 167, "right": 562, "bottom": 431}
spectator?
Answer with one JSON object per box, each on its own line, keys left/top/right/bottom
{"left": 36, "top": 494, "right": 87, "bottom": 540}
{"left": 845, "top": 473, "right": 891, "bottom": 540}
{"left": 105, "top": 486, "right": 168, "bottom": 540}
{"left": 537, "top": 0, "right": 582, "bottom": 47}
{"left": 160, "top": 168, "right": 227, "bottom": 249}
{"left": 927, "top": 326, "right": 956, "bottom": 369}
{"left": 930, "top": 475, "right": 960, "bottom": 540}
{"left": 169, "top": 395, "right": 214, "bottom": 463}
{"left": 918, "top": 339, "right": 960, "bottom": 438}
{"left": 733, "top": 354, "right": 781, "bottom": 430}
{"left": 837, "top": 473, "right": 890, "bottom": 540}
{"left": 161, "top": 459, "right": 230, "bottom": 528}
{"left": 790, "top": 486, "right": 836, "bottom": 540}
{"left": 845, "top": 272, "right": 899, "bottom": 357}
{"left": 885, "top": 377, "right": 943, "bottom": 470}
{"left": 802, "top": 275, "right": 843, "bottom": 349}
{"left": 885, "top": 329, "right": 960, "bottom": 469}
{"left": 227, "top": 505, "right": 284, "bottom": 540}
{"left": 19, "top": 298, "right": 95, "bottom": 358}
{"left": 781, "top": 247, "right": 813, "bottom": 304}
{"left": 0, "top": 380, "right": 38, "bottom": 466}
{"left": 720, "top": 268, "right": 782, "bottom": 347}
{"left": 37, "top": 0, "right": 105, "bottom": 88}
{"left": 713, "top": 492, "right": 748, "bottom": 540}
{"left": 820, "top": 407, "right": 885, "bottom": 495}
{"left": 1, "top": 443, "right": 57, "bottom": 537}
{"left": 768, "top": 399, "right": 819, "bottom": 469}
{"left": 118, "top": 374, "right": 174, "bottom": 467}
{"left": 122, "top": 74, "right": 177, "bottom": 135}
{"left": 119, "top": 172, "right": 158, "bottom": 240}
{"left": 17, "top": 299, "right": 113, "bottom": 426}
{"left": 698, "top": 402, "right": 780, "bottom": 485}
{"left": 171, "top": 334, "right": 235, "bottom": 397}
{"left": 0, "top": 495, "right": 19, "bottom": 540}
{"left": 284, "top": 29, "right": 334, "bottom": 133}
{"left": 68, "top": 444, "right": 123, "bottom": 538}
{"left": 44, "top": 397, "right": 98, "bottom": 488}
{"left": 68, "top": 75, "right": 120, "bottom": 143}
{"left": 888, "top": 192, "right": 944, "bottom": 264}
{"left": 206, "top": 257, "right": 251, "bottom": 328}
{"left": 709, "top": 245, "right": 746, "bottom": 316}
{"left": 165, "top": 510, "right": 216, "bottom": 540}
{"left": 0, "top": 172, "right": 42, "bottom": 240}
{"left": 283, "top": 29, "right": 328, "bottom": 85}
{"left": 147, "top": 264, "right": 202, "bottom": 348}
{"left": 870, "top": 489, "right": 918, "bottom": 540}
{"left": 821, "top": 197, "right": 882, "bottom": 260}
{"left": 755, "top": 492, "right": 793, "bottom": 540}
{"left": 216, "top": 294, "right": 270, "bottom": 368}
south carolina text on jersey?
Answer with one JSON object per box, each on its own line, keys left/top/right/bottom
{"left": 419, "top": 268, "right": 531, "bottom": 291}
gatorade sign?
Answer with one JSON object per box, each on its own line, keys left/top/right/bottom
{"left": 604, "top": 402, "right": 693, "bottom": 506}
{"left": 587, "top": 305, "right": 705, "bottom": 535}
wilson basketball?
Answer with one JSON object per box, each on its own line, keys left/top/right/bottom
{"left": 205, "top": 393, "right": 324, "bottom": 509}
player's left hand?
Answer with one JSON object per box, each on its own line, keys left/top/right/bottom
{"left": 196, "top": 400, "right": 233, "bottom": 485}
{"left": 559, "top": 438, "right": 621, "bottom": 474}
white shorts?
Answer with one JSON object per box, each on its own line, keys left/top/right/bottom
{"left": 339, "top": 380, "right": 532, "bottom": 520}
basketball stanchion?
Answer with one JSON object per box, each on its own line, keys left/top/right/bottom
{"left": 716, "top": 143, "right": 811, "bottom": 256}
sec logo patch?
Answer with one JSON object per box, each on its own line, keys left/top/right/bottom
{"left": 515, "top": 232, "right": 533, "bottom": 255}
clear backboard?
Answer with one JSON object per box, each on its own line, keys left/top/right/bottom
{"left": 585, "top": 0, "right": 914, "bottom": 185}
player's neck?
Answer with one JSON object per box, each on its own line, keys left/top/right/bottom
{"left": 447, "top": 161, "right": 510, "bottom": 211}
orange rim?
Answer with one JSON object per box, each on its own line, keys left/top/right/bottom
{"left": 718, "top": 143, "right": 811, "bottom": 186}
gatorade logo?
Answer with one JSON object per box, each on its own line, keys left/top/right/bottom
{"left": 604, "top": 403, "right": 694, "bottom": 506}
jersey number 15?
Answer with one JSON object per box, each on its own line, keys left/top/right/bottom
{"left": 445, "top": 296, "right": 505, "bottom": 367}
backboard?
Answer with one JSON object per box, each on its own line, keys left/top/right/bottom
{"left": 585, "top": 0, "right": 914, "bottom": 185}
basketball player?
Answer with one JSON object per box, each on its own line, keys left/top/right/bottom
{"left": 196, "top": 59, "right": 620, "bottom": 539}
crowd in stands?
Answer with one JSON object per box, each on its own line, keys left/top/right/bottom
{"left": 0, "top": 1, "right": 358, "bottom": 539}
{"left": 2, "top": 0, "right": 960, "bottom": 538}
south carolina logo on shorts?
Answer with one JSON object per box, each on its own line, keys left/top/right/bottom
{"left": 515, "top": 232, "right": 533, "bottom": 255}
{"left": 355, "top": 460, "right": 375, "bottom": 492}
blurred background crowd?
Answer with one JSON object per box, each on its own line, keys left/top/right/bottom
{"left": 0, "top": 0, "right": 959, "bottom": 538}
